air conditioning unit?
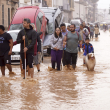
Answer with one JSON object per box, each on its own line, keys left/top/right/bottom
{"left": 24, "top": 0, "right": 31, "bottom": 3}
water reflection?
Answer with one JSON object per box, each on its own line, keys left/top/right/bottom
{"left": 0, "top": 31, "right": 110, "bottom": 109}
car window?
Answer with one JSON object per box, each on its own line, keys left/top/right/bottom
{"left": 10, "top": 24, "right": 24, "bottom": 30}
{"left": 9, "top": 32, "right": 18, "bottom": 42}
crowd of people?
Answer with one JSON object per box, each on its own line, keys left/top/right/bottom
{"left": 0, "top": 18, "right": 42, "bottom": 79}
{"left": 50, "top": 22, "right": 95, "bottom": 71}
{"left": 0, "top": 18, "right": 99, "bottom": 79}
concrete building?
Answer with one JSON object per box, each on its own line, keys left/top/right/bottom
{"left": 73, "top": 0, "right": 99, "bottom": 23}
{"left": 98, "top": 9, "right": 110, "bottom": 22}
{"left": 73, "top": 1, "right": 88, "bottom": 22}
{"left": 41, "top": 0, "right": 74, "bottom": 23}
{"left": 0, "top": 0, "right": 19, "bottom": 29}
{"left": 19, "top": 0, "right": 74, "bottom": 23}
{"left": 19, "top": 0, "right": 41, "bottom": 7}
{"left": 73, "top": 0, "right": 89, "bottom": 22}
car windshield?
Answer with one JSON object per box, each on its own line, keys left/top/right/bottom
{"left": 10, "top": 24, "right": 24, "bottom": 30}
{"left": 9, "top": 32, "right": 18, "bottom": 42}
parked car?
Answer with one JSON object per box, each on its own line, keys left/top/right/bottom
{"left": 64, "top": 23, "right": 71, "bottom": 28}
{"left": 40, "top": 7, "right": 63, "bottom": 54}
{"left": 7, "top": 30, "right": 20, "bottom": 62}
{"left": 9, "top": 6, "right": 47, "bottom": 61}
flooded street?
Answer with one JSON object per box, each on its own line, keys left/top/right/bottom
{"left": 0, "top": 30, "right": 110, "bottom": 110}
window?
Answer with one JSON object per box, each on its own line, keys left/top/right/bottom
{"left": 2, "top": 5, "right": 4, "bottom": 25}
{"left": 36, "top": 12, "right": 43, "bottom": 32}
{"left": 8, "top": 8, "right": 10, "bottom": 26}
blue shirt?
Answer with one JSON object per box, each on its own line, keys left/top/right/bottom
{"left": 62, "top": 29, "right": 68, "bottom": 50}
{"left": 62, "top": 29, "right": 68, "bottom": 36}
{"left": 82, "top": 43, "right": 94, "bottom": 56}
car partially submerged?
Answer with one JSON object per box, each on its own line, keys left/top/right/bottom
{"left": 7, "top": 30, "right": 20, "bottom": 62}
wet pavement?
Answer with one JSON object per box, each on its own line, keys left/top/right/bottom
{"left": 0, "top": 30, "right": 110, "bottom": 110}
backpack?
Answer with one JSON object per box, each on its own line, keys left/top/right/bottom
{"left": 83, "top": 43, "right": 94, "bottom": 53}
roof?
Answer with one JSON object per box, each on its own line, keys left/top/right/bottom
{"left": 7, "top": 30, "right": 20, "bottom": 33}
{"left": 11, "top": 6, "right": 39, "bottom": 24}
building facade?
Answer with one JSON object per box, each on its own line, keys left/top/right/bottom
{"left": 0, "top": 0, "right": 19, "bottom": 29}
{"left": 73, "top": 0, "right": 89, "bottom": 22}
{"left": 98, "top": 9, "right": 109, "bottom": 22}
{"left": 19, "top": 0, "right": 41, "bottom": 7}
{"left": 73, "top": 0, "right": 99, "bottom": 23}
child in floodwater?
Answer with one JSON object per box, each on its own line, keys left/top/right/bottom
{"left": 82, "top": 38, "right": 94, "bottom": 65}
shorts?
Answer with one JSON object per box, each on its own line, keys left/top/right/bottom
{"left": 33, "top": 52, "right": 41, "bottom": 65}
{"left": 21, "top": 53, "right": 34, "bottom": 69}
{"left": 0, "top": 52, "right": 11, "bottom": 66}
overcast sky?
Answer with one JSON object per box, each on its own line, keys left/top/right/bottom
{"left": 98, "top": 0, "right": 110, "bottom": 9}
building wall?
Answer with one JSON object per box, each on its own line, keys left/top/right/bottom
{"left": 0, "top": 0, "right": 18, "bottom": 29}
{"left": 46, "top": 0, "right": 52, "bottom": 7}
{"left": 19, "top": 0, "right": 41, "bottom": 7}
{"left": 98, "top": 9, "right": 110, "bottom": 22}
{"left": 72, "top": 2, "right": 88, "bottom": 22}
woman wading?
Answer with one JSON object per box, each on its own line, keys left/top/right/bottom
{"left": 50, "top": 27, "right": 64, "bottom": 71}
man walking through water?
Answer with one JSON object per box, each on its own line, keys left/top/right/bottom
{"left": 17, "top": 18, "right": 37, "bottom": 79}
{"left": 63, "top": 24, "right": 82, "bottom": 70}
{"left": 0, "top": 25, "right": 15, "bottom": 75}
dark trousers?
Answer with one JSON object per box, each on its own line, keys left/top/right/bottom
{"left": 90, "top": 32, "right": 94, "bottom": 38}
{"left": 51, "top": 49, "right": 63, "bottom": 70}
{"left": 95, "top": 34, "right": 98, "bottom": 38}
{"left": 66, "top": 51, "right": 78, "bottom": 66}
{"left": 21, "top": 53, "right": 34, "bottom": 69}
{"left": 62, "top": 50, "right": 66, "bottom": 66}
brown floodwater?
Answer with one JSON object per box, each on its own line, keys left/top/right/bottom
{"left": 0, "top": 30, "right": 110, "bottom": 110}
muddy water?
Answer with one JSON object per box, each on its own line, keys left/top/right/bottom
{"left": 0, "top": 30, "right": 110, "bottom": 110}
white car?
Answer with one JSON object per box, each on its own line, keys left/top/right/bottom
{"left": 65, "top": 23, "right": 71, "bottom": 28}
{"left": 7, "top": 30, "right": 20, "bottom": 62}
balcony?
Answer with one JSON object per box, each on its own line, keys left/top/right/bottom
{"left": 63, "top": 4, "right": 70, "bottom": 11}
{"left": 75, "top": 0, "right": 88, "bottom": 6}
{"left": 7, "top": 0, "right": 19, "bottom": 3}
